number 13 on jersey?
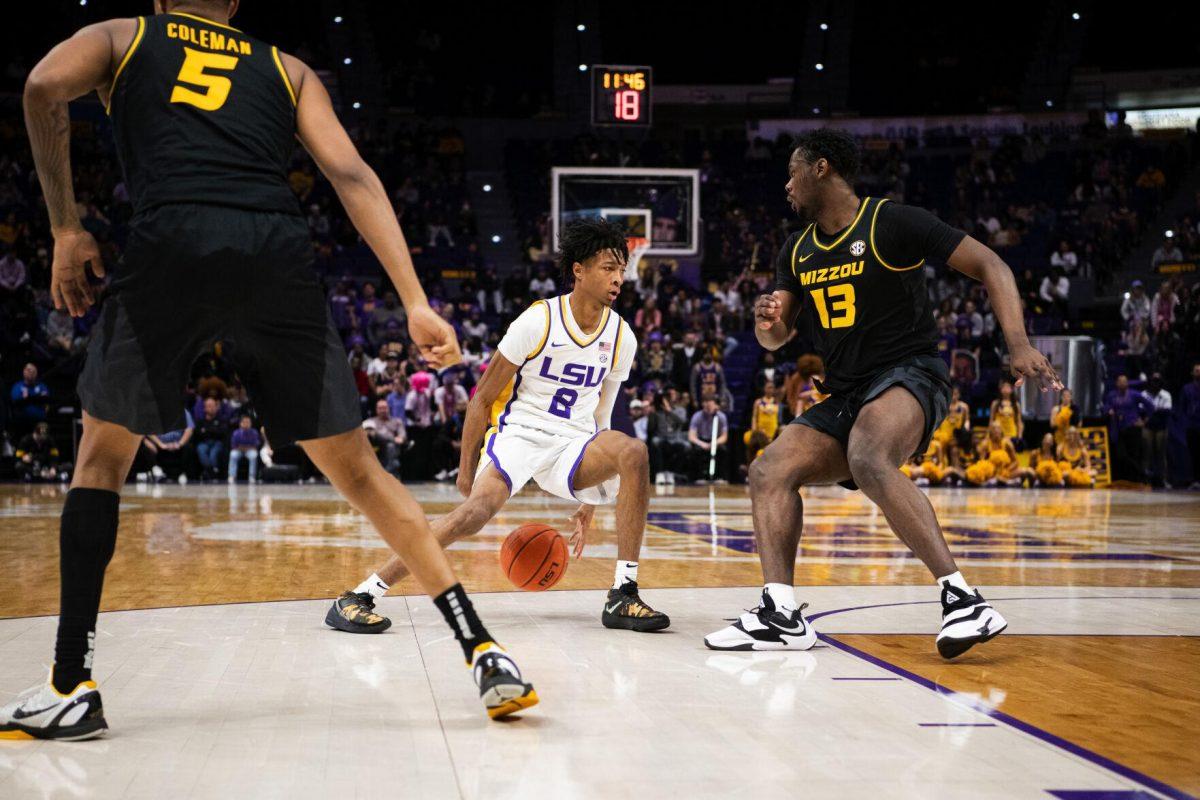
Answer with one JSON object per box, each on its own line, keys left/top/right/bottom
{"left": 809, "top": 284, "right": 856, "bottom": 329}
{"left": 171, "top": 47, "right": 238, "bottom": 111}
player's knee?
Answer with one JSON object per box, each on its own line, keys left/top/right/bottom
{"left": 617, "top": 438, "right": 649, "bottom": 476}
{"left": 847, "top": 448, "right": 892, "bottom": 491}
{"left": 748, "top": 450, "right": 793, "bottom": 492}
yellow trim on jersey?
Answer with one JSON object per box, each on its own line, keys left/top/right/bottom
{"left": 870, "top": 197, "right": 925, "bottom": 272}
{"left": 612, "top": 318, "right": 626, "bottom": 368}
{"left": 527, "top": 300, "right": 551, "bottom": 359}
{"left": 168, "top": 11, "right": 243, "bottom": 32}
{"left": 559, "top": 294, "right": 611, "bottom": 348}
{"left": 811, "top": 198, "right": 869, "bottom": 251}
{"left": 272, "top": 46, "right": 298, "bottom": 107}
{"left": 789, "top": 224, "right": 814, "bottom": 279}
{"left": 105, "top": 16, "right": 146, "bottom": 115}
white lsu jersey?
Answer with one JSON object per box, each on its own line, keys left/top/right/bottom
{"left": 490, "top": 294, "right": 635, "bottom": 437}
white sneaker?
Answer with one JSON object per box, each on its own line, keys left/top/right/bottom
{"left": 655, "top": 472, "right": 666, "bottom": 485}
{"left": 150, "top": 466, "right": 166, "bottom": 482}
{"left": 936, "top": 586, "right": 1007, "bottom": 659}
{"left": 471, "top": 644, "right": 538, "bottom": 720}
{"left": 135, "top": 472, "right": 148, "bottom": 483}
{"left": 666, "top": 472, "right": 675, "bottom": 485}
{"left": 178, "top": 474, "right": 188, "bottom": 485}
{"left": 0, "top": 679, "right": 107, "bottom": 740}
{"left": 704, "top": 591, "right": 818, "bottom": 651}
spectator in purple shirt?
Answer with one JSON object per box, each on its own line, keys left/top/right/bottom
{"left": 1182, "top": 362, "right": 1200, "bottom": 489}
{"left": 1104, "top": 374, "right": 1154, "bottom": 483}
{"left": 0, "top": 248, "right": 27, "bottom": 293}
{"left": 227, "top": 415, "right": 261, "bottom": 483}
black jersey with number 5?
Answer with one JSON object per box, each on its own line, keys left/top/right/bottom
{"left": 774, "top": 197, "right": 966, "bottom": 394}
{"left": 106, "top": 12, "right": 300, "bottom": 216}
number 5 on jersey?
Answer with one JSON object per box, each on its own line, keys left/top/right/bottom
{"left": 809, "top": 284, "right": 856, "bottom": 329}
{"left": 171, "top": 47, "right": 238, "bottom": 111}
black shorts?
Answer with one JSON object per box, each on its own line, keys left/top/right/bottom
{"left": 78, "top": 204, "right": 361, "bottom": 446}
{"left": 790, "top": 354, "right": 951, "bottom": 490}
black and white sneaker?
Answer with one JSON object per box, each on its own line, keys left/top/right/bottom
{"left": 471, "top": 643, "right": 538, "bottom": 720}
{"left": 703, "top": 591, "right": 818, "bottom": 651}
{"left": 936, "top": 585, "right": 1007, "bottom": 659}
{"left": 0, "top": 679, "right": 107, "bottom": 741}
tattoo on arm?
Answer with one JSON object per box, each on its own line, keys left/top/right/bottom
{"left": 24, "top": 99, "right": 80, "bottom": 231}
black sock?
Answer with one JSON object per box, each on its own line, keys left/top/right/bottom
{"left": 433, "top": 583, "right": 494, "bottom": 662}
{"left": 53, "top": 488, "right": 120, "bottom": 693}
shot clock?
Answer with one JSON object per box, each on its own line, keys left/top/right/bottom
{"left": 591, "top": 65, "right": 652, "bottom": 127}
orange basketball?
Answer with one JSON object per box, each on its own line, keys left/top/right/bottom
{"left": 500, "top": 523, "right": 568, "bottom": 591}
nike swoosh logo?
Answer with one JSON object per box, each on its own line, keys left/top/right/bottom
{"left": 796, "top": 253, "right": 813, "bottom": 263}
{"left": 772, "top": 620, "right": 806, "bottom": 635}
{"left": 605, "top": 602, "right": 622, "bottom": 614}
{"left": 551, "top": 342, "right": 567, "bottom": 348}
{"left": 12, "top": 703, "right": 60, "bottom": 720}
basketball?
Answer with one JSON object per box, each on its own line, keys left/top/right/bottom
{"left": 501, "top": 523, "right": 568, "bottom": 591}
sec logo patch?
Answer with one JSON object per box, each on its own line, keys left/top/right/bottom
{"left": 850, "top": 239, "right": 866, "bottom": 256}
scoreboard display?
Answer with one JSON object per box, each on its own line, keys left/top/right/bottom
{"left": 591, "top": 65, "right": 652, "bottom": 127}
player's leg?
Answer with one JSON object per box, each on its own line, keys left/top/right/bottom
{"left": 847, "top": 386, "right": 1006, "bottom": 659}
{"left": 1, "top": 412, "right": 140, "bottom": 741}
{"left": 326, "top": 467, "right": 510, "bottom": 633}
{"left": 301, "top": 430, "right": 536, "bottom": 718}
{"left": 569, "top": 431, "right": 669, "bottom": 632}
{"left": 704, "top": 423, "right": 850, "bottom": 651}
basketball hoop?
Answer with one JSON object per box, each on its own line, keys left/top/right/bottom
{"left": 626, "top": 235, "right": 649, "bottom": 283}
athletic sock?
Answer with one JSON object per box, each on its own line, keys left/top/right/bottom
{"left": 936, "top": 571, "right": 974, "bottom": 596}
{"left": 764, "top": 582, "right": 798, "bottom": 613}
{"left": 53, "top": 488, "right": 120, "bottom": 694}
{"left": 354, "top": 572, "right": 390, "bottom": 599}
{"left": 433, "top": 583, "right": 494, "bottom": 662}
{"left": 612, "top": 560, "right": 638, "bottom": 590}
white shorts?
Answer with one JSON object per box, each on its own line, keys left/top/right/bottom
{"left": 479, "top": 424, "right": 619, "bottom": 505}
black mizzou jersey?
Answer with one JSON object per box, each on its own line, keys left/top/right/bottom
{"left": 106, "top": 12, "right": 300, "bottom": 216}
{"left": 775, "top": 197, "right": 966, "bottom": 394}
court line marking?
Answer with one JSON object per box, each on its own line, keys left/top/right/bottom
{"left": 810, "top": 597, "right": 1200, "bottom": 800}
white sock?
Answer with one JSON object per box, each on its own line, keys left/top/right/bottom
{"left": 613, "top": 561, "right": 638, "bottom": 589}
{"left": 936, "top": 571, "right": 973, "bottom": 595}
{"left": 354, "top": 572, "right": 390, "bottom": 599}
{"left": 764, "top": 582, "right": 798, "bottom": 612}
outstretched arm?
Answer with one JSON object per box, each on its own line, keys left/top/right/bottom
{"left": 289, "top": 54, "right": 459, "bottom": 368}
{"left": 948, "top": 236, "right": 1062, "bottom": 391}
{"left": 456, "top": 353, "right": 520, "bottom": 497}
{"left": 24, "top": 21, "right": 127, "bottom": 316}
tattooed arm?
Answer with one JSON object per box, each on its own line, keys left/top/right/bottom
{"left": 24, "top": 21, "right": 130, "bottom": 316}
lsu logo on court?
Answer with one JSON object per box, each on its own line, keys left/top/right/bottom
{"left": 798, "top": 260, "right": 865, "bottom": 287}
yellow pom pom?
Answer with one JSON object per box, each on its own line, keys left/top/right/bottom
{"left": 966, "top": 461, "right": 996, "bottom": 485}
{"left": 988, "top": 449, "right": 1012, "bottom": 467}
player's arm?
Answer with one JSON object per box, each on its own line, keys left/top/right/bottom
{"left": 456, "top": 353, "right": 520, "bottom": 497}
{"left": 288, "top": 54, "right": 458, "bottom": 368}
{"left": 947, "top": 236, "right": 1060, "bottom": 391}
{"left": 753, "top": 290, "right": 801, "bottom": 350}
{"left": 25, "top": 21, "right": 128, "bottom": 316}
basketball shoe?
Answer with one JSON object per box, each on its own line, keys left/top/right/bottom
{"left": 703, "top": 590, "right": 818, "bottom": 651}
{"left": 472, "top": 643, "right": 538, "bottom": 719}
{"left": 936, "top": 585, "right": 1007, "bottom": 659}
{"left": 601, "top": 581, "right": 670, "bottom": 632}
{"left": 325, "top": 591, "right": 392, "bottom": 633}
{"left": 0, "top": 679, "right": 107, "bottom": 740}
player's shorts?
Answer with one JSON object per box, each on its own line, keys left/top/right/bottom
{"left": 78, "top": 204, "right": 361, "bottom": 446}
{"left": 790, "top": 354, "right": 951, "bottom": 491}
{"left": 478, "top": 423, "right": 619, "bottom": 505}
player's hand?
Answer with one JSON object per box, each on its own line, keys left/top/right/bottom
{"left": 754, "top": 292, "right": 784, "bottom": 331}
{"left": 407, "top": 304, "right": 462, "bottom": 369}
{"left": 51, "top": 228, "right": 105, "bottom": 318}
{"left": 568, "top": 504, "right": 595, "bottom": 560}
{"left": 456, "top": 463, "right": 475, "bottom": 498}
{"left": 1009, "top": 342, "right": 1062, "bottom": 392}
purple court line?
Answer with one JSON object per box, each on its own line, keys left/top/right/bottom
{"left": 917, "top": 723, "right": 997, "bottom": 727}
{"left": 811, "top": 596, "right": 1199, "bottom": 800}
{"left": 831, "top": 676, "right": 899, "bottom": 681}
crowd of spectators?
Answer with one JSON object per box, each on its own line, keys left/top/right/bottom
{"left": 4, "top": 97, "right": 1200, "bottom": 487}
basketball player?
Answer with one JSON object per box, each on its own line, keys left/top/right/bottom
{"left": 325, "top": 218, "right": 669, "bottom": 634}
{"left": 3, "top": 1, "right": 534, "bottom": 739}
{"left": 705, "top": 129, "right": 1061, "bottom": 657}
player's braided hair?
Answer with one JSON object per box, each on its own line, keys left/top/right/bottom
{"left": 793, "top": 128, "right": 860, "bottom": 182}
{"left": 555, "top": 217, "right": 629, "bottom": 286}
